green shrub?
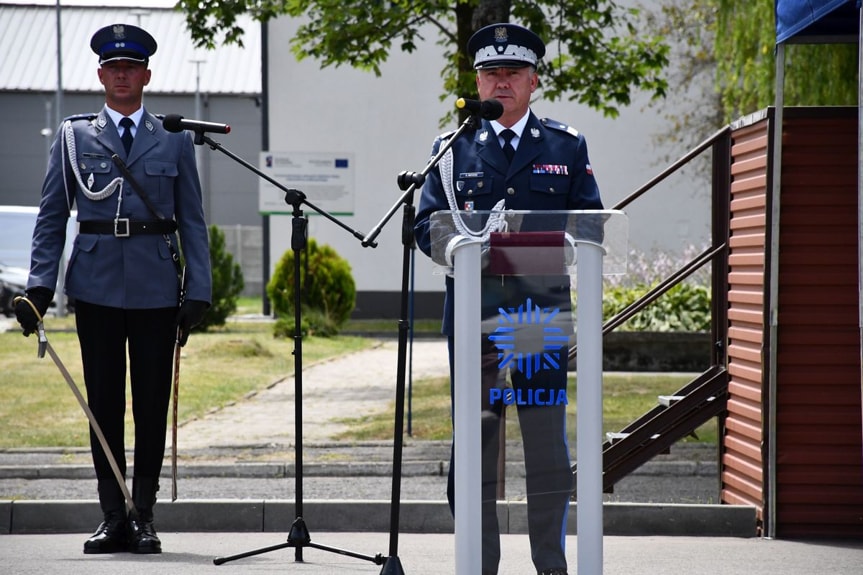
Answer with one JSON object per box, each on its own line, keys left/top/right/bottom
{"left": 603, "top": 282, "right": 711, "bottom": 332}
{"left": 193, "top": 225, "right": 244, "bottom": 332}
{"left": 599, "top": 245, "right": 713, "bottom": 332}
{"left": 267, "top": 238, "right": 356, "bottom": 337}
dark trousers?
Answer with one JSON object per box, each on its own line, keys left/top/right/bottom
{"left": 75, "top": 300, "right": 176, "bottom": 481}
{"left": 446, "top": 333, "right": 572, "bottom": 574}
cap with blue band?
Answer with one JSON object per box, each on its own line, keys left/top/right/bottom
{"left": 90, "top": 23, "right": 157, "bottom": 64}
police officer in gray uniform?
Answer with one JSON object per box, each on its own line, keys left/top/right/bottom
{"left": 15, "top": 23, "right": 211, "bottom": 555}
{"left": 414, "top": 23, "right": 604, "bottom": 575}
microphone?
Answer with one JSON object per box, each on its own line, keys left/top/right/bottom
{"left": 162, "top": 114, "right": 231, "bottom": 135}
{"left": 456, "top": 98, "right": 504, "bottom": 120}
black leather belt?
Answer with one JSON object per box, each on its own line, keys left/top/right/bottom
{"left": 78, "top": 219, "right": 177, "bottom": 237}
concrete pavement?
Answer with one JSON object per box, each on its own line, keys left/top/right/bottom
{"left": 1, "top": 532, "right": 861, "bottom": 575}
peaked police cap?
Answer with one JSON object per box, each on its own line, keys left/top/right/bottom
{"left": 468, "top": 23, "right": 545, "bottom": 69}
{"left": 90, "top": 23, "right": 157, "bottom": 65}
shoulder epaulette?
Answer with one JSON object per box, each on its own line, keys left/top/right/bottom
{"left": 541, "top": 118, "right": 580, "bottom": 138}
{"left": 438, "top": 129, "right": 457, "bottom": 141}
{"left": 63, "top": 113, "right": 98, "bottom": 122}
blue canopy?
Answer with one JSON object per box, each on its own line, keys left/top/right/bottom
{"left": 775, "top": 0, "right": 860, "bottom": 44}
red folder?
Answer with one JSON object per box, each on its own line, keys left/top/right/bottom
{"left": 487, "top": 231, "right": 567, "bottom": 275}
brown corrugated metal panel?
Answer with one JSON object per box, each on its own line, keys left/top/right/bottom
{"left": 723, "top": 118, "right": 770, "bottom": 527}
{"left": 775, "top": 109, "right": 863, "bottom": 538}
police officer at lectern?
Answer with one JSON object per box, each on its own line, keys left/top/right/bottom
{"left": 15, "top": 23, "right": 211, "bottom": 554}
{"left": 414, "top": 23, "right": 604, "bottom": 575}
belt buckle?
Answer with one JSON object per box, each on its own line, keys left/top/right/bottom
{"left": 114, "top": 218, "right": 130, "bottom": 237}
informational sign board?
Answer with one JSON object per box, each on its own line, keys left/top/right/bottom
{"left": 258, "top": 151, "right": 355, "bottom": 215}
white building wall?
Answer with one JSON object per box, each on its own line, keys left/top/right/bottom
{"left": 266, "top": 17, "right": 712, "bottom": 307}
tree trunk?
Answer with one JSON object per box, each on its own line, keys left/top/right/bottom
{"left": 455, "top": 0, "right": 511, "bottom": 122}
{"left": 472, "top": 0, "right": 511, "bottom": 30}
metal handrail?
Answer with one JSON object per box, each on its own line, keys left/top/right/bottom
{"left": 612, "top": 124, "right": 731, "bottom": 211}
{"left": 564, "top": 123, "right": 733, "bottom": 363}
{"left": 567, "top": 243, "right": 725, "bottom": 361}
{"left": 563, "top": 121, "right": 734, "bottom": 498}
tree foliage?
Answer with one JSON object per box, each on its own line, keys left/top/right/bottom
{"left": 646, "top": 0, "right": 858, "bottom": 152}
{"left": 176, "top": 0, "right": 669, "bottom": 122}
{"left": 715, "top": 0, "right": 857, "bottom": 123}
{"left": 643, "top": 0, "right": 723, "bottom": 158}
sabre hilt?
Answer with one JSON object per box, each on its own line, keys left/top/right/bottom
{"left": 13, "top": 295, "right": 48, "bottom": 357}
{"left": 37, "top": 323, "right": 47, "bottom": 359}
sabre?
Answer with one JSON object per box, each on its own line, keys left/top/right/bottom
{"left": 15, "top": 296, "right": 138, "bottom": 519}
{"left": 171, "top": 265, "right": 187, "bottom": 502}
{"left": 171, "top": 328, "right": 180, "bottom": 501}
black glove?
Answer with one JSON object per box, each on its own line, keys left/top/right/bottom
{"left": 14, "top": 287, "right": 54, "bottom": 336}
{"left": 175, "top": 299, "right": 208, "bottom": 346}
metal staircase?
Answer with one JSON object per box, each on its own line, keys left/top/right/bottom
{"left": 574, "top": 365, "right": 728, "bottom": 494}
{"left": 568, "top": 125, "right": 733, "bottom": 496}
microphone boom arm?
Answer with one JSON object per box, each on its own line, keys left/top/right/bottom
{"left": 362, "top": 114, "right": 479, "bottom": 247}
{"left": 199, "top": 134, "right": 369, "bottom": 244}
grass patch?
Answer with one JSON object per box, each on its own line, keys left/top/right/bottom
{"left": 342, "top": 318, "right": 442, "bottom": 336}
{"left": 3, "top": 298, "right": 717, "bottom": 449}
{"left": 0, "top": 320, "right": 371, "bottom": 448}
{"left": 334, "top": 373, "right": 718, "bottom": 445}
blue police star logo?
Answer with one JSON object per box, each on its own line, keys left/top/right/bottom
{"left": 487, "top": 297, "right": 568, "bottom": 379}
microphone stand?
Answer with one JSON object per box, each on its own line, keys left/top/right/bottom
{"left": 362, "top": 112, "right": 480, "bottom": 575}
{"left": 195, "top": 131, "right": 384, "bottom": 567}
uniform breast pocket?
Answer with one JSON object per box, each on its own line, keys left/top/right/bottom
{"left": 76, "top": 158, "right": 113, "bottom": 189}
{"left": 530, "top": 173, "right": 571, "bottom": 207}
{"left": 144, "top": 160, "right": 179, "bottom": 202}
{"left": 455, "top": 175, "right": 495, "bottom": 209}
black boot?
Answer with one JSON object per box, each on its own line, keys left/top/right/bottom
{"left": 83, "top": 479, "right": 128, "bottom": 554}
{"left": 128, "top": 477, "right": 162, "bottom": 554}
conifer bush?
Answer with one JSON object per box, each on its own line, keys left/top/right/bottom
{"left": 193, "top": 224, "right": 244, "bottom": 332}
{"left": 267, "top": 238, "right": 356, "bottom": 337}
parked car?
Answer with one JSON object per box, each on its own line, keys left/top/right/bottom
{"left": 0, "top": 206, "right": 77, "bottom": 317}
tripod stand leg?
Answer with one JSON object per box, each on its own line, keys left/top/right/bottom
{"left": 212, "top": 518, "right": 308, "bottom": 565}
{"left": 213, "top": 541, "right": 294, "bottom": 565}
{"left": 212, "top": 516, "right": 384, "bottom": 566}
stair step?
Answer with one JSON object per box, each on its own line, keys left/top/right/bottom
{"left": 606, "top": 431, "right": 670, "bottom": 453}
{"left": 658, "top": 395, "right": 686, "bottom": 406}
{"left": 658, "top": 394, "right": 718, "bottom": 407}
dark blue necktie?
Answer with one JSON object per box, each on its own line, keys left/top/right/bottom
{"left": 500, "top": 129, "right": 516, "bottom": 163}
{"left": 119, "top": 117, "right": 134, "bottom": 155}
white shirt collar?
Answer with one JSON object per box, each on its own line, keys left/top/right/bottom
{"left": 105, "top": 106, "right": 144, "bottom": 133}
{"left": 491, "top": 110, "right": 530, "bottom": 147}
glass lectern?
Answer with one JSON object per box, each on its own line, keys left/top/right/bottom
{"left": 428, "top": 209, "right": 627, "bottom": 575}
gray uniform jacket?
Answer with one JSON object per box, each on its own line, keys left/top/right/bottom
{"left": 27, "top": 106, "right": 212, "bottom": 309}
